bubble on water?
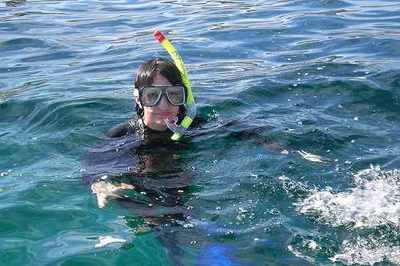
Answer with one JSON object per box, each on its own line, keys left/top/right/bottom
{"left": 278, "top": 175, "right": 288, "bottom": 181}
{"left": 183, "top": 222, "right": 194, "bottom": 229}
{"left": 307, "top": 240, "right": 319, "bottom": 250}
{"left": 190, "top": 240, "right": 198, "bottom": 246}
{"left": 281, "top": 149, "right": 289, "bottom": 155}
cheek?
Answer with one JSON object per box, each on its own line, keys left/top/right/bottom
{"left": 143, "top": 106, "right": 179, "bottom": 119}
{"left": 153, "top": 105, "right": 179, "bottom": 115}
{"left": 172, "top": 106, "right": 179, "bottom": 114}
{"left": 143, "top": 107, "right": 154, "bottom": 118}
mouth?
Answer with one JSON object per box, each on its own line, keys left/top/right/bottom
{"left": 153, "top": 112, "right": 175, "bottom": 118}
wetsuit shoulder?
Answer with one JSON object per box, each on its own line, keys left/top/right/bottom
{"left": 105, "top": 121, "right": 136, "bottom": 138}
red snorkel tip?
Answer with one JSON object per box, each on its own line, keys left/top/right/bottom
{"left": 154, "top": 31, "right": 165, "bottom": 43}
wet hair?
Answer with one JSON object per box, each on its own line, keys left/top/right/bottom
{"left": 134, "top": 58, "right": 186, "bottom": 121}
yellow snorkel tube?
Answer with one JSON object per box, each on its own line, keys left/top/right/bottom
{"left": 154, "top": 31, "right": 196, "bottom": 141}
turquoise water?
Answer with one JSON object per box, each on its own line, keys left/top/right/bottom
{"left": 1, "top": 0, "right": 400, "bottom": 265}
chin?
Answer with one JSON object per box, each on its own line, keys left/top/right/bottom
{"left": 157, "top": 123, "right": 169, "bottom": 130}
{"left": 152, "top": 120, "right": 169, "bottom": 131}
{"left": 144, "top": 114, "right": 178, "bottom": 131}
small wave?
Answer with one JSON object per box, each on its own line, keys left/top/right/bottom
{"left": 0, "top": 80, "right": 46, "bottom": 104}
{"left": 296, "top": 165, "right": 400, "bottom": 228}
{"left": 0, "top": 37, "right": 48, "bottom": 51}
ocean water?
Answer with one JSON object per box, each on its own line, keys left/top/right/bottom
{"left": 1, "top": 0, "right": 400, "bottom": 265}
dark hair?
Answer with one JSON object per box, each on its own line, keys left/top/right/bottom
{"left": 134, "top": 58, "right": 186, "bottom": 120}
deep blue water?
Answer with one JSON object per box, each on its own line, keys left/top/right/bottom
{"left": 1, "top": 0, "right": 400, "bottom": 265}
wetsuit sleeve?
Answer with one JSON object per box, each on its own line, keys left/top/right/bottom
{"left": 105, "top": 122, "right": 130, "bottom": 138}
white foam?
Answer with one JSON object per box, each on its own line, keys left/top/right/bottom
{"left": 95, "top": 236, "right": 126, "bottom": 248}
{"left": 294, "top": 165, "right": 400, "bottom": 265}
{"left": 297, "top": 150, "right": 326, "bottom": 163}
{"left": 287, "top": 244, "right": 315, "bottom": 264}
{"left": 331, "top": 237, "right": 400, "bottom": 265}
{"left": 296, "top": 165, "right": 400, "bottom": 228}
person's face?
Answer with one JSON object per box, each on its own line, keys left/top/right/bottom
{"left": 136, "top": 72, "right": 180, "bottom": 131}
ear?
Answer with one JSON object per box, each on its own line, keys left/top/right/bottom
{"left": 134, "top": 96, "right": 142, "bottom": 108}
{"left": 133, "top": 88, "right": 142, "bottom": 108}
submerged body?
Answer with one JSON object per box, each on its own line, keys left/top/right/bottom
{"left": 84, "top": 56, "right": 197, "bottom": 211}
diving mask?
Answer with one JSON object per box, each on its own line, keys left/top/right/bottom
{"left": 135, "top": 86, "right": 186, "bottom": 107}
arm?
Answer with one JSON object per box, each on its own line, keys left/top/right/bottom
{"left": 105, "top": 122, "right": 130, "bottom": 138}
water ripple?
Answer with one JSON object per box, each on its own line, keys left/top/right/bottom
{"left": 1, "top": 0, "right": 400, "bottom": 265}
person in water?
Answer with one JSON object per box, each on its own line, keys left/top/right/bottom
{"left": 105, "top": 57, "right": 191, "bottom": 140}
{"left": 86, "top": 56, "right": 200, "bottom": 206}
{"left": 83, "top": 56, "right": 258, "bottom": 265}
{"left": 82, "top": 57, "right": 206, "bottom": 264}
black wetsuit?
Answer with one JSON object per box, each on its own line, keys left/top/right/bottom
{"left": 82, "top": 117, "right": 254, "bottom": 265}
{"left": 82, "top": 117, "right": 205, "bottom": 264}
{"left": 104, "top": 119, "right": 138, "bottom": 138}
{"left": 82, "top": 115, "right": 204, "bottom": 211}
{"left": 105, "top": 116, "right": 206, "bottom": 141}
{"left": 105, "top": 118, "right": 171, "bottom": 140}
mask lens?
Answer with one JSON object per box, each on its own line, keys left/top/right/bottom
{"left": 166, "top": 86, "right": 185, "bottom": 106}
{"left": 142, "top": 87, "right": 162, "bottom": 106}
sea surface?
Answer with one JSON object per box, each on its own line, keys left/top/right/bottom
{"left": 1, "top": 0, "right": 400, "bottom": 265}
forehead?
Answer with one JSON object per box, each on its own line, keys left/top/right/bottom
{"left": 152, "top": 72, "right": 172, "bottom": 86}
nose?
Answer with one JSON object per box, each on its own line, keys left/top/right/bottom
{"left": 158, "top": 94, "right": 171, "bottom": 110}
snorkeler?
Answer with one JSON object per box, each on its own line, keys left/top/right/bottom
{"left": 82, "top": 32, "right": 244, "bottom": 266}
{"left": 84, "top": 31, "right": 202, "bottom": 206}
{"left": 106, "top": 57, "right": 191, "bottom": 140}
{"left": 106, "top": 31, "right": 197, "bottom": 142}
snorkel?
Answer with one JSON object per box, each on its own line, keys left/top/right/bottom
{"left": 153, "top": 31, "right": 197, "bottom": 141}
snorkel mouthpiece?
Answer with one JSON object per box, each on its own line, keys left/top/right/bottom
{"left": 164, "top": 118, "right": 184, "bottom": 135}
{"left": 153, "top": 30, "right": 196, "bottom": 141}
